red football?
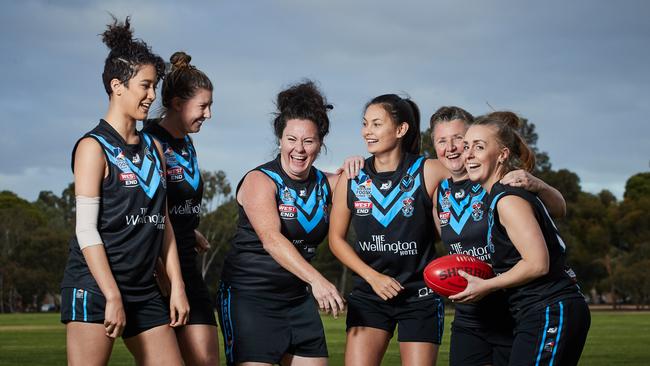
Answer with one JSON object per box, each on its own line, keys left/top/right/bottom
{"left": 423, "top": 254, "right": 495, "bottom": 297}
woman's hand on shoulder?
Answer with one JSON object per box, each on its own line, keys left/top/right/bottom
{"left": 337, "top": 155, "right": 365, "bottom": 180}
{"left": 500, "top": 170, "right": 543, "bottom": 191}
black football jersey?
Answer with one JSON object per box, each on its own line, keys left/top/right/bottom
{"left": 143, "top": 123, "right": 203, "bottom": 269}
{"left": 62, "top": 120, "right": 166, "bottom": 301}
{"left": 437, "top": 178, "right": 511, "bottom": 327}
{"left": 487, "top": 183, "right": 582, "bottom": 318}
{"left": 221, "top": 156, "right": 331, "bottom": 298}
{"left": 347, "top": 153, "right": 436, "bottom": 302}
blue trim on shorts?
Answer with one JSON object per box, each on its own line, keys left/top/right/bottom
{"left": 535, "top": 305, "right": 551, "bottom": 366}
{"left": 83, "top": 290, "right": 88, "bottom": 321}
{"left": 72, "top": 287, "right": 77, "bottom": 321}
{"left": 549, "top": 301, "right": 564, "bottom": 366}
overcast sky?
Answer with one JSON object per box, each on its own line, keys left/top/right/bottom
{"left": 1, "top": 0, "right": 648, "bottom": 201}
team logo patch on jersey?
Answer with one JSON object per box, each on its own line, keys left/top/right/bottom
{"left": 401, "top": 197, "right": 414, "bottom": 217}
{"left": 114, "top": 148, "right": 129, "bottom": 170}
{"left": 119, "top": 172, "right": 139, "bottom": 187}
{"left": 439, "top": 211, "right": 450, "bottom": 226}
{"left": 131, "top": 153, "right": 141, "bottom": 164}
{"left": 281, "top": 186, "right": 295, "bottom": 203}
{"left": 440, "top": 189, "right": 451, "bottom": 210}
{"left": 399, "top": 174, "right": 415, "bottom": 192}
{"left": 354, "top": 201, "right": 373, "bottom": 216}
{"left": 164, "top": 146, "right": 178, "bottom": 166}
{"left": 379, "top": 181, "right": 392, "bottom": 191}
{"left": 279, "top": 204, "right": 297, "bottom": 219}
{"left": 471, "top": 201, "right": 484, "bottom": 221}
{"left": 470, "top": 183, "right": 482, "bottom": 196}
{"left": 167, "top": 167, "right": 184, "bottom": 182}
{"left": 355, "top": 179, "right": 373, "bottom": 198}
{"left": 454, "top": 188, "right": 465, "bottom": 199}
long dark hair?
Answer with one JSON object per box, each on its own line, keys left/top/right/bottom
{"left": 365, "top": 94, "right": 421, "bottom": 154}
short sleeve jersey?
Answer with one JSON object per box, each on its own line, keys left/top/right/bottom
{"left": 487, "top": 183, "right": 582, "bottom": 318}
{"left": 143, "top": 122, "right": 203, "bottom": 269}
{"left": 348, "top": 153, "right": 436, "bottom": 302}
{"left": 437, "top": 178, "right": 511, "bottom": 327}
{"left": 61, "top": 120, "right": 166, "bottom": 302}
{"left": 221, "top": 156, "right": 331, "bottom": 299}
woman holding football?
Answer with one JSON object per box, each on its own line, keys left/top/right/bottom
{"left": 429, "top": 106, "right": 566, "bottom": 366}
{"left": 451, "top": 111, "right": 590, "bottom": 366}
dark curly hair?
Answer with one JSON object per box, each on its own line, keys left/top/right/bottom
{"left": 101, "top": 15, "right": 165, "bottom": 95}
{"left": 273, "top": 80, "right": 331, "bottom": 143}
{"left": 365, "top": 94, "right": 421, "bottom": 155}
{"left": 161, "top": 51, "right": 213, "bottom": 108}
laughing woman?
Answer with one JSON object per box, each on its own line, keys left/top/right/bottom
{"left": 329, "top": 95, "right": 449, "bottom": 366}
{"left": 451, "top": 111, "right": 590, "bottom": 366}
{"left": 60, "top": 17, "right": 188, "bottom": 366}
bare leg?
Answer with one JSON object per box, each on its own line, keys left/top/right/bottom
{"left": 281, "top": 354, "right": 328, "bottom": 366}
{"left": 124, "top": 324, "right": 183, "bottom": 366}
{"left": 399, "top": 341, "right": 439, "bottom": 366}
{"left": 66, "top": 322, "right": 115, "bottom": 366}
{"left": 345, "top": 327, "right": 392, "bottom": 366}
{"left": 176, "top": 324, "right": 220, "bottom": 366}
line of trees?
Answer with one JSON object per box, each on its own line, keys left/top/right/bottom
{"left": 1, "top": 119, "right": 649, "bottom": 312}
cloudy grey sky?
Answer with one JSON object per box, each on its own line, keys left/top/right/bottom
{"left": 1, "top": 0, "right": 648, "bottom": 200}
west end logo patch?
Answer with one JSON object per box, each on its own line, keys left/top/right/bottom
{"left": 354, "top": 201, "right": 373, "bottom": 216}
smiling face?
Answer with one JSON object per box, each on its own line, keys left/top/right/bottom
{"left": 113, "top": 64, "right": 157, "bottom": 121}
{"left": 362, "top": 103, "right": 407, "bottom": 155}
{"left": 432, "top": 119, "right": 468, "bottom": 178}
{"left": 463, "top": 124, "right": 509, "bottom": 189}
{"left": 175, "top": 88, "right": 213, "bottom": 134}
{"left": 279, "top": 119, "right": 322, "bottom": 180}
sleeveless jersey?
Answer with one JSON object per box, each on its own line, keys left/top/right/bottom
{"left": 348, "top": 153, "right": 436, "bottom": 302}
{"left": 221, "top": 156, "right": 331, "bottom": 299}
{"left": 487, "top": 183, "right": 582, "bottom": 318}
{"left": 61, "top": 120, "right": 166, "bottom": 302}
{"left": 437, "top": 178, "right": 511, "bottom": 327}
{"left": 143, "top": 122, "right": 203, "bottom": 270}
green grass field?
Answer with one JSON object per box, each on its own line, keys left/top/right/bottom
{"left": 1, "top": 311, "right": 649, "bottom": 365}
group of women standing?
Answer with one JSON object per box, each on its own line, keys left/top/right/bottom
{"left": 61, "top": 16, "right": 590, "bottom": 366}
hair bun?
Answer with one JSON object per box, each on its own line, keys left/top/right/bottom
{"left": 170, "top": 51, "right": 192, "bottom": 70}
{"left": 489, "top": 111, "right": 521, "bottom": 129}
{"left": 101, "top": 16, "right": 134, "bottom": 51}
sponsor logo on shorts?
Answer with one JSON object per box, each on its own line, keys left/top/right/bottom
{"left": 279, "top": 204, "right": 297, "bottom": 219}
{"left": 167, "top": 166, "right": 184, "bottom": 182}
{"left": 418, "top": 287, "right": 435, "bottom": 298}
{"left": 354, "top": 200, "right": 373, "bottom": 216}
{"left": 119, "top": 172, "right": 139, "bottom": 187}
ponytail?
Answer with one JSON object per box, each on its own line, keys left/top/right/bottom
{"left": 474, "top": 111, "right": 536, "bottom": 173}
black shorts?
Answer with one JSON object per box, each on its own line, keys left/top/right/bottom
{"left": 345, "top": 292, "right": 444, "bottom": 344}
{"left": 179, "top": 268, "right": 218, "bottom": 326}
{"left": 217, "top": 284, "right": 327, "bottom": 366}
{"left": 60, "top": 288, "right": 170, "bottom": 339}
{"left": 449, "top": 322, "right": 512, "bottom": 366}
{"left": 510, "top": 297, "right": 590, "bottom": 366}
